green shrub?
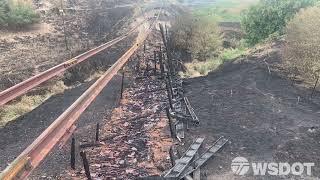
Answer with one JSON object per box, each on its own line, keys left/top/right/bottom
{"left": 171, "top": 12, "right": 222, "bottom": 61}
{"left": 0, "top": 0, "right": 9, "bottom": 26}
{"left": 0, "top": 0, "right": 39, "bottom": 29}
{"left": 241, "top": 0, "right": 316, "bottom": 45}
{"left": 283, "top": 6, "right": 320, "bottom": 81}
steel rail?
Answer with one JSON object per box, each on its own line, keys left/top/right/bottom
{"left": 0, "top": 20, "right": 156, "bottom": 180}
{"left": 0, "top": 20, "right": 146, "bottom": 106}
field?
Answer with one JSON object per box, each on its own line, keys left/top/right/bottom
{"left": 192, "top": 0, "right": 259, "bottom": 22}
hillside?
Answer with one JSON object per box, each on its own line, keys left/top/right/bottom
{"left": 181, "top": 40, "right": 320, "bottom": 179}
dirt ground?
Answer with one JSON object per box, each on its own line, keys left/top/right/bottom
{"left": 181, "top": 42, "right": 320, "bottom": 179}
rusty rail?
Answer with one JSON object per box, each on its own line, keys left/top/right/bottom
{"left": 0, "top": 20, "right": 146, "bottom": 106}
{"left": 0, "top": 20, "right": 155, "bottom": 180}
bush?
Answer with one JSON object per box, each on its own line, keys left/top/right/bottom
{"left": 283, "top": 6, "right": 320, "bottom": 81}
{"left": 0, "top": 0, "right": 39, "bottom": 29}
{"left": 241, "top": 0, "right": 316, "bottom": 45}
{"left": 0, "top": 0, "right": 9, "bottom": 26}
{"left": 170, "top": 12, "right": 222, "bottom": 61}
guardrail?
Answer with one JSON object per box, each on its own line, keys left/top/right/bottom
{"left": 0, "top": 7, "right": 161, "bottom": 178}
{"left": 0, "top": 20, "right": 146, "bottom": 106}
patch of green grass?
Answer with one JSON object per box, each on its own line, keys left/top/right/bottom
{"left": 220, "top": 48, "right": 247, "bottom": 62}
{"left": 192, "top": 0, "right": 259, "bottom": 22}
{"left": 0, "top": 94, "right": 50, "bottom": 127}
{"left": 0, "top": 81, "right": 67, "bottom": 127}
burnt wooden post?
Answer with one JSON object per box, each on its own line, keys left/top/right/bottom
{"left": 159, "top": 24, "right": 174, "bottom": 76}
{"left": 166, "top": 108, "right": 175, "bottom": 138}
{"left": 60, "top": 0, "right": 69, "bottom": 51}
{"left": 311, "top": 76, "right": 319, "bottom": 98}
{"left": 136, "top": 56, "right": 140, "bottom": 73}
{"left": 80, "top": 151, "right": 92, "bottom": 180}
{"left": 120, "top": 70, "right": 125, "bottom": 99}
{"left": 169, "top": 146, "right": 176, "bottom": 167}
{"left": 70, "top": 137, "right": 76, "bottom": 170}
{"left": 154, "top": 51, "right": 157, "bottom": 75}
{"left": 146, "top": 61, "right": 150, "bottom": 75}
{"left": 167, "top": 73, "right": 174, "bottom": 99}
{"left": 166, "top": 78, "right": 174, "bottom": 110}
{"left": 159, "top": 51, "right": 165, "bottom": 79}
{"left": 95, "top": 123, "right": 100, "bottom": 142}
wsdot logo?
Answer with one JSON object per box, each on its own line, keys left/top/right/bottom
{"left": 231, "top": 156, "right": 315, "bottom": 176}
{"left": 231, "top": 157, "right": 250, "bottom": 175}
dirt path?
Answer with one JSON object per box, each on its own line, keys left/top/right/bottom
{"left": 182, "top": 46, "right": 320, "bottom": 179}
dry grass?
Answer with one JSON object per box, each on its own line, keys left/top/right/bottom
{"left": 181, "top": 58, "right": 223, "bottom": 78}
{"left": 0, "top": 80, "right": 67, "bottom": 127}
{"left": 181, "top": 48, "right": 248, "bottom": 78}
{"left": 9, "top": 0, "right": 33, "bottom": 6}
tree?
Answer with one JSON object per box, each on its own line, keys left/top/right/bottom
{"left": 170, "top": 13, "right": 222, "bottom": 61}
{"left": 0, "top": 0, "right": 39, "bottom": 29}
{"left": 241, "top": 0, "right": 316, "bottom": 45}
{"left": 283, "top": 6, "right": 320, "bottom": 95}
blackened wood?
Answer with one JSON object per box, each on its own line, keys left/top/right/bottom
{"left": 80, "top": 151, "right": 92, "bottom": 180}
{"left": 146, "top": 61, "right": 150, "bottom": 74}
{"left": 167, "top": 73, "right": 174, "bottom": 99}
{"left": 159, "top": 24, "right": 174, "bottom": 75}
{"left": 166, "top": 78, "right": 174, "bottom": 110}
{"left": 70, "top": 137, "right": 75, "bottom": 170}
{"left": 120, "top": 71, "right": 125, "bottom": 99}
{"left": 154, "top": 51, "right": 157, "bottom": 75}
{"left": 95, "top": 123, "right": 100, "bottom": 142}
{"left": 169, "top": 146, "right": 176, "bottom": 167}
{"left": 166, "top": 108, "right": 175, "bottom": 138}
{"left": 159, "top": 51, "right": 165, "bottom": 79}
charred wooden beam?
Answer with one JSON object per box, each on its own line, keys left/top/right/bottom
{"left": 120, "top": 70, "right": 125, "bottom": 99}
{"left": 70, "top": 137, "right": 76, "bottom": 170}
{"left": 166, "top": 108, "right": 176, "bottom": 138}
{"left": 95, "top": 123, "right": 100, "bottom": 142}
{"left": 80, "top": 151, "right": 92, "bottom": 180}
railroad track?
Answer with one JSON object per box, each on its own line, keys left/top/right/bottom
{"left": 0, "top": 5, "right": 163, "bottom": 179}
{"left": 0, "top": 19, "right": 147, "bottom": 107}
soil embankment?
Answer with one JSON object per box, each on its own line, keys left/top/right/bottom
{"left": 182, "top": 42, "right": 320, "bottom": 179}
